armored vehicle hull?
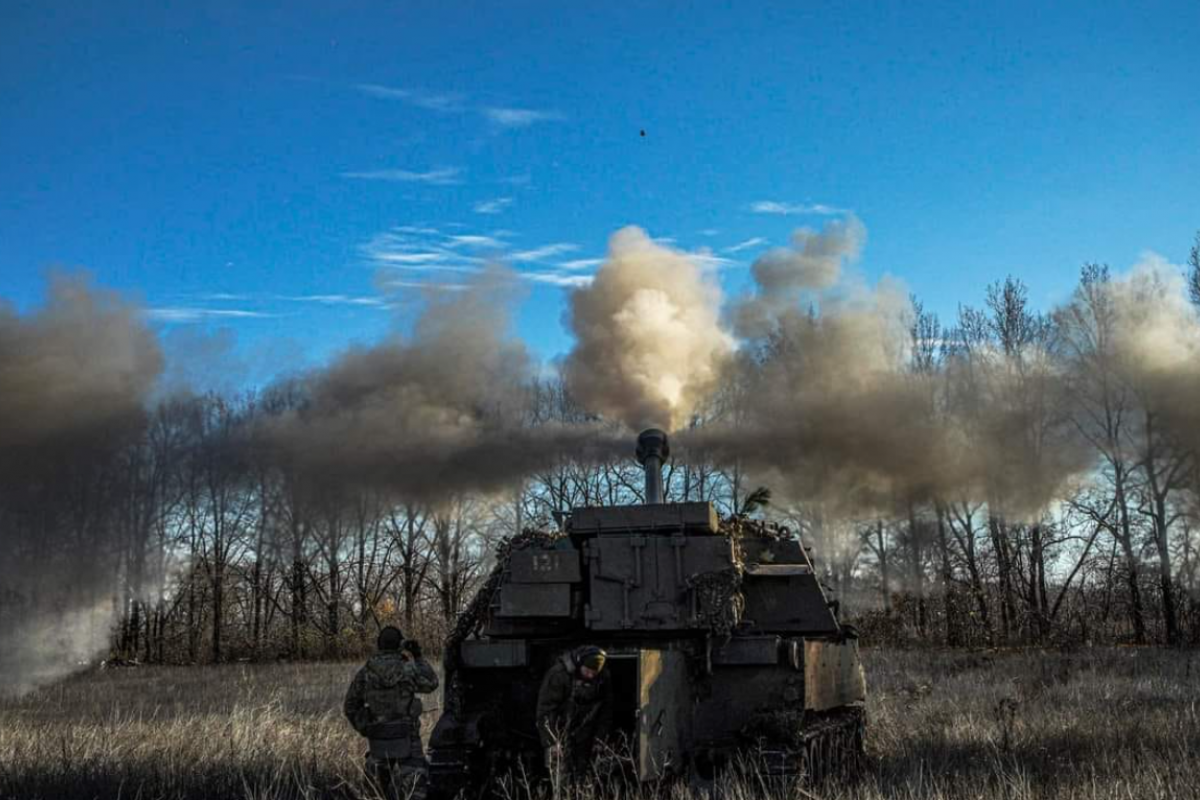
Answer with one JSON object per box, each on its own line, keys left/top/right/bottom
{"left": 429, "top": 431, "right": 866, "bottom": 797}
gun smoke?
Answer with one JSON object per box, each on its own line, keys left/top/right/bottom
{"left": 258, "top": 266, "right": 623, "bottom": 503}
{"left": 564, "top": 226, "right": 734, "bottom": 431}
{"left": 0, "top": 275, "right": 163, "bottom": 694}
{"left": 3, "top": 223, "right": 1200, "bottom": 691}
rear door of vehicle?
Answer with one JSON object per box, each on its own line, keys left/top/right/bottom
{"left": 637, "top": 648, "right": 689, "bottom": 780}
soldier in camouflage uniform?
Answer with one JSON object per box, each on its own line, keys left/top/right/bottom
{"left": 344, "top": 626, "right": 439, "bottom": 800}
{"left": 536, "top": 645, "right": 612, "bottom": 781}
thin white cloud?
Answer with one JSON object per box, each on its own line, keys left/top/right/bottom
{"left": 355, "top": 84, "right": 465, "bottom": 113}
{"left": 284, "top": 294, "right": 387, "bottom": 308}
{"left": 198, "top": 292, "right": 249, "bottom": 301}
{"left": 688, "top": 252, "right": 738, "bottom": 271}
{"left": 510, "top": 243, "right": 579, "bottom": 263}
{"left": 341, "top": 167, "right": 462, "bottom": 185}
{"left": 482, "top": 107, "right": 565, "bottom": 128}
{"left": 379, "top": 278, "right": 470, "bottom": 293}
{"left": 354, "top": 80, "right": 565, "bottom": 136}
{"left": 361, "top": 225, "right": 591, "bottom": 297}
{"left": 724, "top": 237, "right": 768, "bottom": 254}
{"left": 145, "top": 308, "right": 273, "bottom": 323}
{"left": 361, "top": 229, "right": 486, "bottom": 274}
{"left": 750, "top": 201, "right": 848, "bottom": 216}
{"left": 698, "top": 229, "right": 721, "bottom": 237}
{"left": 371, "top": 251, "right": 448, "bottom": 265}
{"left": 521, "top": 271, "right": 594, "bottom": 288}
{"left": 473, "top": 197, "right": 514, "bottom": 215}
{"left": 447, "top": 234, "right": 505, "bottom": 249}
{"left": 558, "top": 258, "right": 603, "bottom": 272}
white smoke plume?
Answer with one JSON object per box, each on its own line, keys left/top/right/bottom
{"left": 563, "top": 227, "right": 735, "bottom": 431}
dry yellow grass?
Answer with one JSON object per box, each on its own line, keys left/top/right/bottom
{"left": 1, "top": 648, "right": 1197, "bottom": 799}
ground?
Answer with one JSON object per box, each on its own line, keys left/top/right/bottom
{"left": 1, "top": 648, "right": 1197, "bottom": 799}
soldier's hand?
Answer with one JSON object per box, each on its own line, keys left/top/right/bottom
{"left": 403, "top": 638, "right": 423, "bottom": 659}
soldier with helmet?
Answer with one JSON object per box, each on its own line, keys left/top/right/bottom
{"left": 535, "top": 644, "right": 613, "bottom": 781}
{"left": 344, "top": 625, "right": 439, "bottom": 800}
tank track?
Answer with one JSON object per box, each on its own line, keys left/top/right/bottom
{"left": 752, "top": 706, "right": 866, "bottom": 783}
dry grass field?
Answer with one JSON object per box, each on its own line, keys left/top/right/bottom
{"left": 1, "top": 648, "right": 1197, "bottom": 800}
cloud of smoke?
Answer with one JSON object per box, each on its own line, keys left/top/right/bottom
{"left": 1106, "top": 253, "right": 1200, "bottom": 453}
{"left": 942, "top": 335, "right": 1093, "bottom": 519}
{"left": 732, "top": 214, "right": 867, "bottom": 339}
{"left": 0, "top": 274, "right": 162, "bottom": 450}
{"left": 563, "top": 226, "right": 735, "bottom": 431}
{"left": 259, "top": 266, "right": 621, "bottom": 503}
{"left": 0, "top": 274, "right": 163, "bottom": 695}
{"left": 0, "top": 597, "right": 116, "bottom": 698}
{"left": 692, "top": 215, "right": 1094, "bottom": 521}
{"left": 693, "top": 275, "right": 955, "bottom": 517}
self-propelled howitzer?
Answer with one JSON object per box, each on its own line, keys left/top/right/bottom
{"left": 428, "top": 429, "right": 866, "bottom": 796}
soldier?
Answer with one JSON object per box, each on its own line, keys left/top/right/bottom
{"left": 344, "top": 626, "right": 439, "bottom": 800}
{"left": 535, "top": 645, "right": 613, "bottom": 782}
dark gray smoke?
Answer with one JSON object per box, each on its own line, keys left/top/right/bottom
{"left": 260, "top": 266, "right": 621, "bottom": 503}
{"left": 0, "top": 274, "right": 162, "bottom": 450}
{"left": 0, "top": 274, "right": 163, "bottom": 694}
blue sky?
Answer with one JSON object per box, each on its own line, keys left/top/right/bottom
{"left": 2, "top": 0, "right": 1198, "bottom": 376}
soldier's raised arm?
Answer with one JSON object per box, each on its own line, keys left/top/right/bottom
{"left": 404, "top": 638, "right": 440, "bottom": 693}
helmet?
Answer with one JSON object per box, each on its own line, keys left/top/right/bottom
{"left": 377, "top": 625, "right": 404, "bottom": 651}
{"left": 573, "top": 645, "right": 606, "bottom": 673}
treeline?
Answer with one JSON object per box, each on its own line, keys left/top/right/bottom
{"left": 5, "top": 253, "right": 1200, "bottom": 669}
{"left": 126, "top": 260, "right": 1200, "bottom": 657}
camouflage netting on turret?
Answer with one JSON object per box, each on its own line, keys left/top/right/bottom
{"left": 686, "top": 567, "right": 744, "bottom": 637}
{"left": 718, "top": 515, "right": 796, "bottom": 540}
{"left": 688, "top": 517, "right": 795, "bottom": 637}
{"left": 443, "top": 527, "right": 563, "bottom": 716}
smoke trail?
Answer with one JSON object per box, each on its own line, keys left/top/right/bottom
{"left": 0, "top": 274, "right": 163, "bottom": 694}
{"left": 563, "top": 226, "right": 734, "bottom": 431}
{"left": 259, "top": 266, "right": 622, "bottom": 502}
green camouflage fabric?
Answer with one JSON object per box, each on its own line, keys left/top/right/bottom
{"left": 344, "top": 651, "right": 439, "bottom": 800}
{"left": 535, "top": 648, "right": 613, "bottom": 778}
